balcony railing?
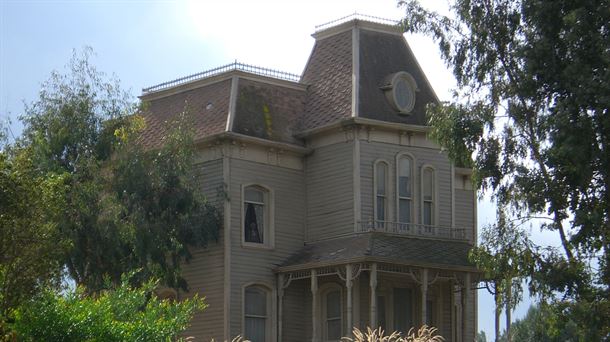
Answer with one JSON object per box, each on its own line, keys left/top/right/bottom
{"left": 356, "top": 220, "right": 473, "bottom": 242}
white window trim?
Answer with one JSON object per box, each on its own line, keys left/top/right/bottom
{"left": 420, "top": 165, "right": 439, "bottom": 227}
{"left": 395, "top": 152, "right": 417, "bottom": 225}
{"left": 373, "top": 159, "right": 390, "bottom": 224}
{"left": 241, "top": 282, "right": 277, "bottom": 342}
{"left": 318, "top": 283, "right": 344, "bottom": 342}
{"left": 241, "top": 184, "right": 275, "bottom": 249}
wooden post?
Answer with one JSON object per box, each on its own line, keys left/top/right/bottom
{"left": 278, "top": 274, "right": 284, "bottom": 342}
{"left": 421, "top": 268, "right": 428, "bottom": 326}
{"left": 346, "top": 264, "right": 353, "bottom": 337}
{"left": 369, "top": 263, "right": 378, "bottom": 328}
{"left": 462, "top": 273, "right": 471, "bottom": 342}
{"left": 311, "top": 270, "right": 319, "bottom": 342}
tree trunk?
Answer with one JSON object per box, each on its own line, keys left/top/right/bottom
{"left": 494, "top": 290, "right": 501, "bottom": 342}
{"left": 505, "top": 280, "right": 512, "bottom": 342}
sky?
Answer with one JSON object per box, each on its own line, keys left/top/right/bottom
{"left": 0, "top": 0, "right": 561, "bottom": 340}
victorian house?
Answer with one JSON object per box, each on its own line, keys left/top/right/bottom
{"left": 140, "top": 15, "right": 478, "bottom": 342}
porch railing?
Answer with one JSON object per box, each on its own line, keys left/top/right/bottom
{"left": 356, "top": 220, "right": 473, "bottom": 242}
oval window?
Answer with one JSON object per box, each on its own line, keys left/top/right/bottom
{"left": 383, "top": 71, "right": 418, "bottom": 115}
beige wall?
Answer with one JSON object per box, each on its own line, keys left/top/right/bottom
{"left": 228, "top": 158, "right": 306, "bottom": 338}
{"left": 181, "top": 159, "right": 225, "bottom": 341}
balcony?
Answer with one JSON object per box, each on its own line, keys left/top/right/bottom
{"left": 356, "top": 220, "right": 474, "bottom": 242}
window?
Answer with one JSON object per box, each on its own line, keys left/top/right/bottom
{"left": 325, "top": 289, "right": 342, "bottom": 341}
{"left": 382, "top": 71, "right": 418, "bottom": 115}
{"left": 374, "top": 161, "right": 389, "bottom": 224}
{"left": 244, "top": 185, "right": 272, "bottom": 245}
{"left": 397, "top": 155, "right": 413, "bottom": 226}
{"left": 422, "top": 167, "right": 435, "bottom": 226}
{"left": 377, "top": 295, "right": 386, "bottom": 332}
{"left": 393, "top": 288, "right": 413, "bottom": 334}
{"left": 244, "top": 286, "right": 268, "bottom": 342}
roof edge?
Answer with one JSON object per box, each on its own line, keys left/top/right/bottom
{"left": 294, "top": 117, "right": 431, "bottom": 138}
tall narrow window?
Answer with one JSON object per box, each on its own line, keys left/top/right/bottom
{"left": 244, "top": 186, "right": 266, "bottom": 243}
{"left": 245, "top": 286, "right": 268, "bottom": 342}
{"left": 375, "top": 161, "right": 388, "bottom": 224}
{"left": 393, "top": 288, "right": 413, "bottom": 334}
{"left": 422, "top": 168, "right": 435, "bottom": 226}
{"left": 325, "top": 289, "right": 342, "bottom": 341}
{"left": 397, "top": 156, "right": 413, "bottom": 225}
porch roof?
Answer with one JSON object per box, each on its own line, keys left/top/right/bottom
{"left": 277, "top": 232, "right": 477, "bottom": 272}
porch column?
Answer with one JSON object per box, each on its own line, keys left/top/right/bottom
{"left": 345, "top": 264, "right": 353, "bottom": 336}
{"left": 421, "top": 268, "right": 429, "bottom": 326}
{"left": 462, "top": 272, "right": 471, "bottom": 342}
{"left": 311, "top": 269, "right": 319, "bottom": 342}
{"left": 369, "top": 263, "right": 378, "bottom": 328}
{"left": 278, "top": 274, "right": 284, "bottom": 342}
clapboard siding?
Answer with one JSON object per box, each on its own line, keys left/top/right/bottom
{"left": 440, "top": 282, "right": 452, "bottom": 341}
{"left": 228, "top": 158, "right": 306, "bottom": 337}
{"left": 283, "top": 279, "right": 309, "bottom": 342}
{"left": 306, "top": 142, "right": 354, "bottom": 241}
{"left": 360, "top": 141, "right": 452, "bottom": 227}
{"left": 181, "top": 159, "right": 225, "bottom": 341}
{"left": 455, "top": 189, "right": 474, "bottom": 230}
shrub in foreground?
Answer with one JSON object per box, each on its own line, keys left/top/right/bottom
{"left": 12, "top": 277, "right": 205, "bottom": 342}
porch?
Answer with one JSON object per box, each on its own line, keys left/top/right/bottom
{"left": 275, "top": 233, "right": 478, "bottom": 342}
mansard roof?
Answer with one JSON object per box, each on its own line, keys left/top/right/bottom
{"left": 138, "top": 15, "right": 440, "bottom": 147}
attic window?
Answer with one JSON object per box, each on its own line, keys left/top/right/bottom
{"left": 383, "top": 72, "right": 418, "bottom": 115}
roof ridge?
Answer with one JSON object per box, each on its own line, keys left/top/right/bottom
{"left": 142, "top": 61, "right": 301, "bottom": 95}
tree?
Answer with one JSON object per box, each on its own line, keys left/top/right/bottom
{"left": 498, "top": 304, "right": 579, "bottom": 342}
{"left": 3, "top": 48, "right": 221, "bottom": 299}
{"left": 399, "top": 0, "right": 609, "bottom": 338}
{"left": 470, "top": 208, "right": 533, "bottom": 342}
{"left": 0, "top": 144, "right": 69, "bottom": 317}
{"left": 12, "top": 274, "right": 206, "bottom": 341}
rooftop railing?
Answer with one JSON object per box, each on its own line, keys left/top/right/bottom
{"left": 356, "top": 220, "right": 473, "bottom": 242}
{"left": 315, "top": 12, "right": 399, "bottom": 32}
{"left": 142, "top": 61, "right": 301, "bottom": 95}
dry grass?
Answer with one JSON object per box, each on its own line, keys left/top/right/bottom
{"left": 342, "top": 326, "right": 445, "bottom": 342}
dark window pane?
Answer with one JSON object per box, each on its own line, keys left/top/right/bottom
{"left": 376, "top": 197, "right": 385, "bottom": 221}
{"left": 244, "top": 202, "right": 264, "bottom": 243}
{"left": 245, "top": 317, "right": 266, "bottom": 342}
{"left": 326, "top": 290, "right": 341, "bottom": 318}
{"left": 393, "top": 288, "right": 412, "bottom": 334}
{"left": 377, "top": 296, "right": 386, "bottom": 332}
{"left": 424, "top": 202, "right": 432, "bottom": 226}
{"left": 245, "top": 288, "right": 266, "bottom": 316}
{"left": 399, "top": 199, "right": 411, "bottom": 223}
{"left": 376, "top": 163, "right": 386, "bottom": 194}
{"left": 327, "top": 319, "right": 341, "bottom": 340}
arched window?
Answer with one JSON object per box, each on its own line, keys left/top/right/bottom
{"left": 324, "top": 289, "right": 342, "bottom": 341}
{"left": 243, "top": 185, "right": 272, "bottom": 246}
{"left": 374, "top": 161, "right": 389, "bottom": 224}
{"left": 244, "top": 286, "right": 269, "bottom": 342}
{"left": 422, "top": 167, "right": 435, "bottom": 226}
{"left": 397, "top": 155, "right": 413, "bottom": 226}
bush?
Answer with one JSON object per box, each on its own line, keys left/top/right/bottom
{"left": 343, "top": 326, "right": 445, "bottom": 342}
{"left": 12, "top": 277, "right": 205, "bottom": 342}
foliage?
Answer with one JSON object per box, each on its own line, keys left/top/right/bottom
{"left": 11, "top": 274, "right": 206, "bottom": 342}
{"left": 476, "top": 331, "right": 488, "bottom": 342}
{"left": 342, "top": 326, "right": 444, "bottom": 342}
{"left": 470, "top": 208, "right": 534, "bottom": 339}
{"left": 497, "top": 304, "right": 579, "bottom": 342}
{"left": 8, "top": 48, "right": 222, "bottom": 294}
{"left": 400, "top": 0, "right": 609, "bottom": 337}
{"left": 0, "top": 144, "right": 69, "bottom": 317}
